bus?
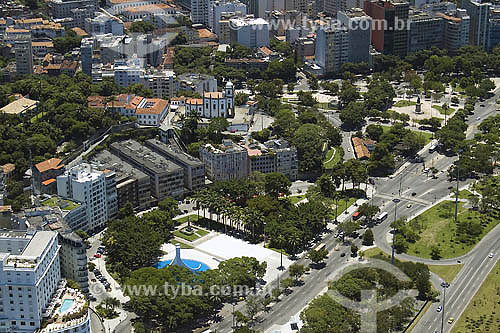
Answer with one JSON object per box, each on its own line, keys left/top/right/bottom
{"left": 315, "top": 243, "right": 326, "bottom": 252}
{"left": 376, "top": 212, "right": 388, "bottom": 223}
{"left": 429, "top": 140, "right": 439, "bottom": 153}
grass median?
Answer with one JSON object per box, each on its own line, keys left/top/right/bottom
{"left": 452, "top": 259, "right": 500, "bottom": 332}
{"left": 405, "top": 201, "right": 500, "bottom": 259}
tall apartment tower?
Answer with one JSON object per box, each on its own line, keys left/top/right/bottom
{"left": 80, "top": 37, "right": 94, "bottom": 76}
{"left": 15, "top": 38, "right": 33, "bottom": 76}
{"left": 461, "top": 0, "right": 491, "bottom": 48}
{"left": 337, "top": 8, "right": 372, "bottom": 64}
{"left": 57, "top": 163, "right": 118, "bottom": 233}
{"left": 315, "top": 26, "right": 349, "bottom": 74}
{"left": 192, "top": 0, "right": 214, "bottom": 25}
{"left": 0, "top": 231, "right": 61, "bottom": 332}
{"left": 243, "top": 0, "right": 266, "bottom": 17}
{"left": 364, "top": 0, "right": 409, "bottom": 57}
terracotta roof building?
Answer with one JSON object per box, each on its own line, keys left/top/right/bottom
{"left": 33, "top": 158, "right": 65, "bottom": 194}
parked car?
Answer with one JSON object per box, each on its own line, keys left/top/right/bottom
{"left": 448, "top": 317, "right": 455, "bottom": 324}
{"left": 436, "top": 306, "right": 442, "bottom": 312}
{"left": 94, "top": 253, "right": 102, "bottom": 258}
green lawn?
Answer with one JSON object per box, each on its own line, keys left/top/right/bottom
{"left": 406, "top": 201, "right": 499, "bottom": 259}
{"left": 174, "top": 214, "right": 200, "bottom": 225}
{"left": 41, "top": 197, "right": 80, "bottom": 210}
{"left": 427, "top": 264, "right": 463, "bottom": 283}
{"left": 458, "top": 189, "right": 473, "bottom": 199}
{"left": 174, "top": 228, "right": 202, "bottom": 242}
{"left": 323, "top": 147, "right": 342, "bottom": 169}
{"left": 361, "top": 248, "right": 463, "bottom": 283}
{"left": 432, "top": 104, "right": 455, "bottom": 115}
{"left": 169, "top": 239, "right": 194, "bottom": 249}
{"left": 381, "top": 125, "right": 433, "bottom": 145}
{"left": 197, "top": 229, "right": 209, "bottom": 237}
{"left": 330, "top": 197, "right": 357, "bottom": 220}
{"left": 289, "top": 195, "right": 306, "bottom": 205}
{"left": 452, "top": 260, "right": 500, "bottom": 333}
{"left": 393, "top": 100, "right": 417, "bottom": 107}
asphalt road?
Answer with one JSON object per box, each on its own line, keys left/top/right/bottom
{"left": 371, "top": 89, "right": 500, "bottom": 333}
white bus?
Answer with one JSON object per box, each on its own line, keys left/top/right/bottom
{"left": 376, "top": 212, "right": 388, "bottom": 222}
{"left": 429, "top": 141, "right": 439, "bottom": 153}
{"left": 315, "top": 243, "right": 326, "bottom": 252}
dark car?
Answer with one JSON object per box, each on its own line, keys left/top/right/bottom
{"left": 411, "top": 192, "right": 417, "bottom": 196}
{"left": 88, "top": 294, "right": 97, "bottom": 301}
{"left": 340, "top": 253, "right": 346, "bottom": 257}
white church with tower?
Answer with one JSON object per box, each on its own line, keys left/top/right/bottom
{"left": 185, "top": 81, "right": 235, "bottom": 118}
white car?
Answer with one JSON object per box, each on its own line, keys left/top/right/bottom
{"left": 476, "top": 116, "right": 481, "bottom": 120}
{"left": 489, "top": 253, "right": 494, "bottom": 258}
{"left": 436, "top": 306, "right": 442, "bottom": 312}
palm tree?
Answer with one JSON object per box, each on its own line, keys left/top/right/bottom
{"left": 277, "top": 234, "right": 286, "bottom": 270}
{"left": 288, "top": 232, "right": 301, "bottom": 258}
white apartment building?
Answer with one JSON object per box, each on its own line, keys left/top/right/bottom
{"left": 49, "top": 0, "right": 98, "bottom": 19}
{"left": 0, "top": 231, "right": 61, "bottom": 332}
{"left": 209, "top": 0, "right": 247, "bottom": 33}
{"left": 143, "top": 70, "right": 178, "bottom": 99}
{"left": 199, "top": 139, "right": 249, "bottom": 181}
{"left": 185, "top": 81, "right": 234, "bottom": 118}
{"left": 229, "top": 16, "right": 270, "bottom": 47}
{"left": 315, "top": 26, "right": 349, "bottom": 74}
{"left": 57, "top": 164, "right": 118, "bottom": 233}
{"left": 114, "top": 61, "right": 143, "bottom": 87}
{"left": 85, "top": 12, "right": 124, "bottom": 35}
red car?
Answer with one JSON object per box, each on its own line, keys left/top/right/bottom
{"left": 94, "top": 253, "right": 102, "bottom": 258}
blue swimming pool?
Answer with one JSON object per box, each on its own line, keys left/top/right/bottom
{"left": 154, "top": 259, "right": 210, "bottom": 272}
{"left": 59, "top": 299, "right": 74, "bottom": 313}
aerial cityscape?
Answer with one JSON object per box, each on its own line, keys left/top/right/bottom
{"left": 0, "top": 0, "right": 499, "bottom": 331}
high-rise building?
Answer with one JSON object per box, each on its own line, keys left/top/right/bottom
{"left": 243, "top": 0, "right": 266, "bottom": 17}
{"left": 337, "top": 8, "right": 372, "bottom": 64}
{"left": 229, "top": 16, "right": 270, "bottom": 47}
{"left": 324, "top": 0, "right": 346, "bottom": 16}
{"left": 438, "top": 9, "right": 470, "bottom": 54}
{"left": 143, "top": 70, "right": 178, "bottom": 99}
{"left": 199, "top": 140, "right": 249, "bottom": 181}
{"left": 57, "top": 164, "right": 118, "bottom": 233}
{"left": 209, "top": 0, "right": 247, "bottom": 32}
{"left": 192, "top": 0, "right": 213, "bottom": 24}
{"left": 487, "top": 8, "right": 500, "bottom": 51}
{"left": 364, "top": 0, "right": 409, "bottom": 56}
{"left": 461, "top": 0, "right": 490, "bottom": 48}
{"left": 315, "top": 26, "right": 349, "bottom": 74}
{"left": 248, "top": 139, "right": 298, "bottom": 180}
{"left": 407, "top": 9, "right": 443, "bottom": 52}
{"left": 80, "top": 37, "right": 94, "bottom": 76}
{"left": 0, "top": 230, "right": 90, "bottom": 333}
{"left": 15, "top": 38, "right": 33, "bottom": 76}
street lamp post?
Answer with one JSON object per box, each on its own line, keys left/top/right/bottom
{"left": 455, "top": 150, "right": 463, "bottom": 222}
{"left": 391, "top": 198, "right": 401, "bottom": 265}
{"left": 440, "top": 282, "right": 450, "bottom": 333}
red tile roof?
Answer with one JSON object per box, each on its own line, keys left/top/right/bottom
{"left": 35, "top": 158, "right": 63, "bottom": 173}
